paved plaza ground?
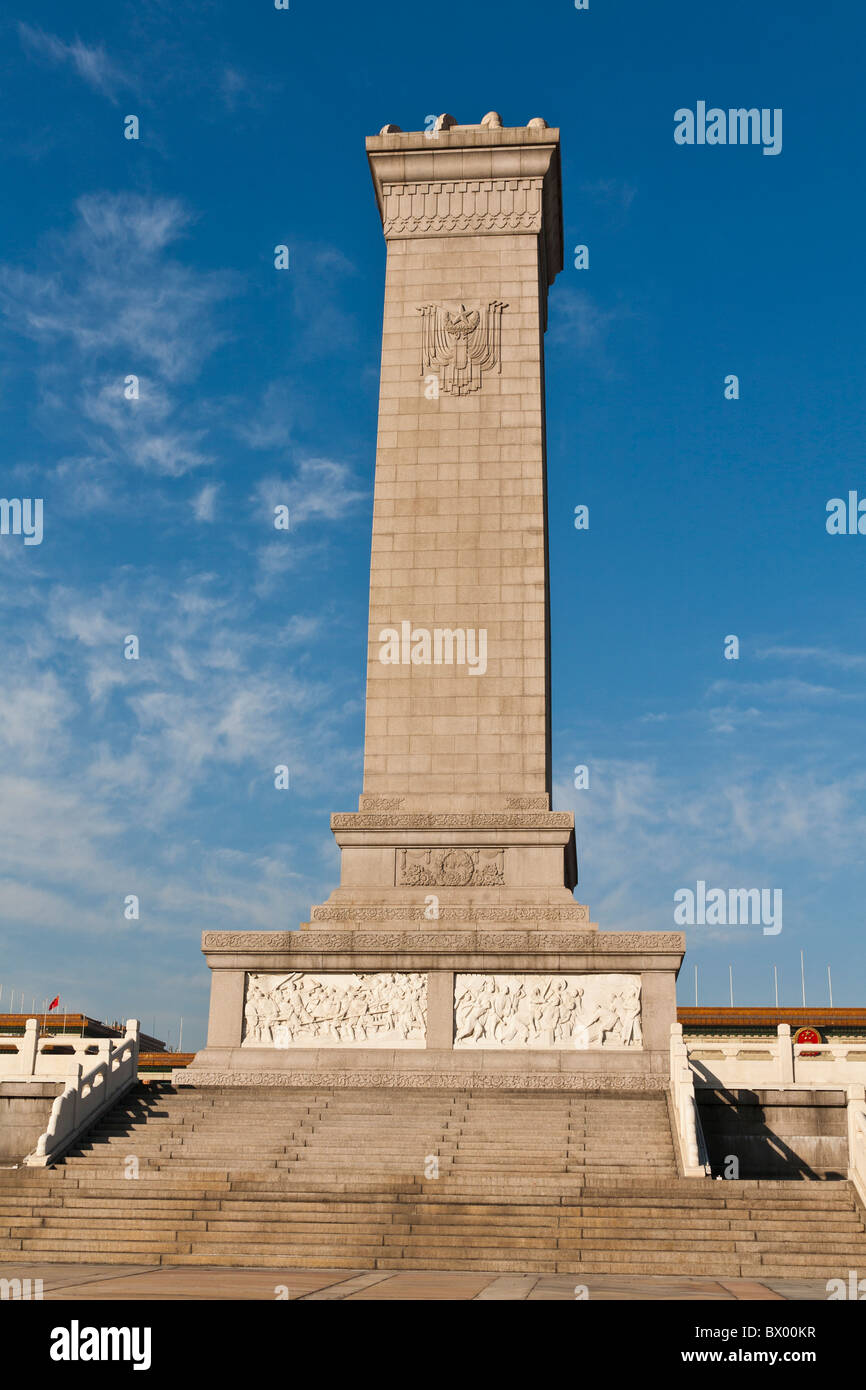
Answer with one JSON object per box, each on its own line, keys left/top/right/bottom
{"left": 0, "top": 1262, "right": 832, "bottom": 1301}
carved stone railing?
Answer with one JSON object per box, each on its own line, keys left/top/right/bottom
{"left": 688, "top": 1024, "right": 866, "bottom": 1088}
{"left": 0, "top": 1018, "right": 119, "bottom": 1080}
{"left": 847, "top": 1084, "right": 866, "bottom": 1208}
{"left": 24, "top": 1021, "right": 139, "bottom": 1167}
{"left": 670, "top": 1023, "right": 710, "bottom": 1177}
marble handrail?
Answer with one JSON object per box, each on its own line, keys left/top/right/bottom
{"left": 687, "top": 1027, "right": 866, "bottom": 1087}
{"left": 847, "top": 1086, "right": 866, "bottom": 1208}
{"left": 670, "top": 1023, "right": 710, "bottom": 1177}
{"left": 25, "top": 1020, "right": 140, "bottom": 1167}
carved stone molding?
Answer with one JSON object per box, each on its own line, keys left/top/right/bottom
{"left": 310, "top": 904, "right": 588, "bottom": 923}
{"left": 381, "top": 177, "right": 544, "bottom": 240}
{"left": 242, "top": 972, "right": 426, "bottom": 1049}
{"left": 397, "top": 848, "right": 504, "bottom": 888}
{"left": 175, "top": 1069, "right": 669, "bottom": 1092}
{"left": 203, "top": 932, "right": 291, "bottom": 950}
{"left": 504, "top": 795, "right": 549, "bottom": 810}
{"left": 386, "top": 210, "right": 541, "bottom": 237}
{"left": 201, "top": 929, "right": 685, "bottom": 954}
{"left": 454, "top": 974, "right": 641, "bottom": 1050}
{"left": 359, "top": 795, "right": 405, "bottom": 810}
{"left": 332, "top": 812, "right": 574, "bottom": 829}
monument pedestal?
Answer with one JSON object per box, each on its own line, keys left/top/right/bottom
{"left": 179, "top": 925, "right": 684, "bottom": 1091}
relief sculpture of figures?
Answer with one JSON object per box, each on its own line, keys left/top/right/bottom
{"left": 453, "top": 974, "right": 642, "bottom": 1050}
{"left": 243, "top": 972, "right": 427, "bottom": 1048}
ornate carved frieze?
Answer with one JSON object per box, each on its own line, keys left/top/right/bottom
{"left": 381, "top": 177, "right": 544, "bottom": 239}
{"left": 417, "top": 301, "right": 507, "bottom": 395}
{"left": 203, "top": 932, "right": 292, "bottom": 950}
{"left": 310, "top": 904, "right": 587, "bottom": 922}
{"left": 359, "top": 796, "right": 405, "bottom": 811}
{"left": 331, "top": 812, "right": 574, "bottom": 829}
{"left": 176, "top": 1069, "right": 668, "bottom": 1092}
{"left": 201, "top": 928, "right": 685, "bottom": 953}
{"left": 397, "top": 848, "right": 504, "bottom": 888}
{"left": 453, "top": 974, "right": 642, "bottom": 1050}
{"left": 242, "top": 972, "right": 427, "bottom": 1049}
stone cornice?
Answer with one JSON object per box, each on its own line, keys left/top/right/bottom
{"left": 331, "top": 812, "right": 574, "bottom": 829}
{"left": 201, "top": 929, "right": 685, "bottom": 955}
{"left": 367, "top": 128, "right": 562, "bottom": 286}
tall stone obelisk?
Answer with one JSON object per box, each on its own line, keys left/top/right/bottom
{"left": 362, "top": 113, "right": 558, "bottom": 812}
{"left": 185, "top": 115, "right": 684, "bottom": 1088}
{"left": 315, "top": 113, "right": 581, "bottom": 930}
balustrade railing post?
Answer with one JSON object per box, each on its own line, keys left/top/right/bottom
{"left": 777, "top": 1023, "right": 794, "bottom": 1084}
{"left": 19, "top": 1018, "right": 39, "bottom": 1077}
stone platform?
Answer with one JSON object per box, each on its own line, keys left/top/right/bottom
{"left": 0, "top": 1262, "right": 824, "bottom": 1300}
{"left": 181, "top": 928, "right": 685, "bottom": 1087}
{"left": 0, "top": 1262, "right": 826, "bottom": 1301}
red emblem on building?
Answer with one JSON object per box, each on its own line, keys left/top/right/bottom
{"left": 794, "top": 1025, "right": 822, "bottom": 1058}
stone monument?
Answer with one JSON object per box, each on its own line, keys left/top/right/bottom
{"left": 181, "top": 113, "right": 684, "bottom": 1091}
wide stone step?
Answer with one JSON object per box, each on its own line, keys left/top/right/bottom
{"left": 0, "top": 1242, "right": 852, "bottom": 1278}
{"left": 16, "top": 1234, "right": 193, "bottom": 1254}
{"left": 3, "top": 1200, "right": 861, "bottom": 1234}
{"left": 3, "top": 1081, "right": 857, "bottom": 1278}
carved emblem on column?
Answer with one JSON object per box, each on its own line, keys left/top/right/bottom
{"left": 397, "top": 848, "right": 505, "bottom": 887}
{"left": 418, "top": 301, "right": 508, "bottom": 394}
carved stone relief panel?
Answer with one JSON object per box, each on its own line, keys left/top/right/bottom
{"left": 417, "top": 301, "right": 507, "bottom": 395}
{"left": 242, "top": 972, "right": 427, "bottom": 1049}
{"left": 453, "top": 974, "right": 642, "bottom": 1050}
{"left": 381, "top": 177, "right": 544, "bottom": 238}
{"left": 397, "top": 848, "right": 505, "bottom": 887}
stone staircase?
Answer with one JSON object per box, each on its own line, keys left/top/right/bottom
{"left": 0, "top": 1084, "right": 863, "bottom": 1276}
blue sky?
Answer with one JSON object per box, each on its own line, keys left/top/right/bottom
{"left": 0, "top": 1, "right": 864, "bottom": 1048}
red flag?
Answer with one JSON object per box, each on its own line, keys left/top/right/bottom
{"left": 48, "top": 997, "right": 59, "bottom": 1011}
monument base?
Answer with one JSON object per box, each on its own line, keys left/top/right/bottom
{"left": 179, "top": 929, "right": 685, "bottom": 1089}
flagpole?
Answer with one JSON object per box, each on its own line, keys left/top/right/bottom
{"left": 800, "top": 950, "right": 806, "bottom": 1007}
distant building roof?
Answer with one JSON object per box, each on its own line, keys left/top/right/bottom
{"left": 0, "top": 1014, "right": 166, "bottom": 1052}
{"left": 678, "top": 1006, "right": 866, "bottom": 1031}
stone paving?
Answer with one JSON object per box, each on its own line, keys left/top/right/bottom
{"left": 0, "top": 1262, "right": 831, "bottom": 1300}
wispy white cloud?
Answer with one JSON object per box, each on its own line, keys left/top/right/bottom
{"left": 0, "top": 564, "right": 359, "bottom": 947}
{"left": 706, "top": 676, "right": 859, "bottom": 704}
{"left": 235, "top": 381, "right": 293, "bottom": 452}
{"left": 249, "top": 460, "right": 367, "bottom": 593}
{"left": 558, "top": 753, "right": 866, "bottom": 937}
{"left": 192, "top": 483, "right": 219, "bottom": 521}
{"left": 580, "top": 177, "right": 637, "bottom": 212}
{"left": 757, "top": 644, "right": 866, "bottom": 671}
{"left": 18, "top": 24, "right": 130, "bottom": 102}
{"left": 0, "top": 194, "right": 234, "bottom": 383}
{"left": 548, "top": 289, "right": 634, "bottom": 372}
{"left": 81, "top": 377, "right": 212, "bottom": 477}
